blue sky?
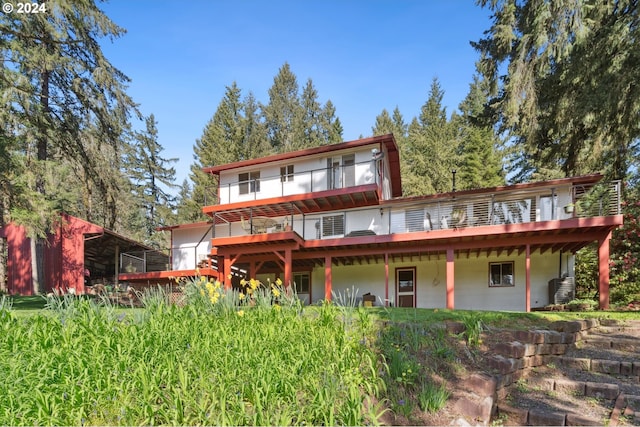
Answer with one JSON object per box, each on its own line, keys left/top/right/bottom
{"left": 98, "top": 1, "right": 493, "bottom": 186}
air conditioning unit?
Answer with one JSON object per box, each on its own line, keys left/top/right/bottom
{"left": 548, "top": 277, "right": 575, "bottom": 304}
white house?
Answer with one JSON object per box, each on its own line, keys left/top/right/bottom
{"left": 120, "top": 134, "right": 623, "bottom": 311}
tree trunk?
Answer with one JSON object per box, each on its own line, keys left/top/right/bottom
{"left": 31, "top": 64, "right": 50, "bottom": 295}
{"left": 0, "top": 210, "right": 6, "bottom": 294}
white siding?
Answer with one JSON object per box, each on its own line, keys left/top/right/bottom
{"left": 308, "top": 251, "right": 565, "bottom": 311}
{"left": 217, "top": 147, "right": 380, "bottom": 205}
{"left": 171, "top": 226, "right": 211, "bottom": 270}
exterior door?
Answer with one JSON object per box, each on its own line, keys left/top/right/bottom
{"left": 396, "top": 267, "right": 415, "bottom": 307}
{"left": 327, "top": 158, "right": 341, "bottom": 189}
{"left": 342, "top": 154, "right": 355, "bottom": 187}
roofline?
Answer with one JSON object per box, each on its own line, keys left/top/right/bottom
{"left": 202, "top": 134, "right": 393, "bottom": 172}
{"left": 156, "top": 221, "right": 213, "bottom": 232}
{"left": 60, "top": 212, "right": 163, "bottom": 253}
{"left": 381, "top": 173, "right": 605, "bottom": 205}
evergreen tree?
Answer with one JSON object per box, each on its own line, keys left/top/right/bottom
{"left": 456, "top": 75, "right": 504, "bottom": 190}
{"left": 1, "top": 0, "right": 137, "bottom": 292}
{"left": 127, "top": 114, "right": 178, "bottom": 246}
{"left": 474, "top": 0, "right": 640, "bottom": 182}
{"left": 0, "top": 1, "right": 136, "bottom": 226}
{"left": 403, "top": 79, "right": 459, "bottom": 196}
{"left": 321, "top": 100, "right": 343, "bottom": 144}
{"left": 262, "top": 62, "right": 302, "bottom": 152}
{"left": 174, "top": 179, "right": 203, "bottom": 224}
{"left": 241, "top": 92, "right": 271, "bottom": 161}
{"left": 298, "top": 79, "right": 324, "bottom": 148}
{"left": 373, "top": 107, "right": 408, "bottom": 140}
{"left": 190, "top": 83, "right": 247, "bottom": 211}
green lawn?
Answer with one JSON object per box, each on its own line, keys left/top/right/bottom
{"left": 1, "top": 287, "right": 636, "bottom": 426}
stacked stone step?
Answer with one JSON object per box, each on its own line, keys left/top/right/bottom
{"left": 488, "top": 318, "right": 640, "bottom": 426}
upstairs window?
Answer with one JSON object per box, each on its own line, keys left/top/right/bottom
{"left": 322, "top": 214, "right": 345, "bottom": 237}
{"left": 489, "top": 261, "right": 514, "bottom": 287}
{"left": 405, "top": 208, "right": 424, "bottom": 232}
{"left": 280, "top": 165, "right": 294, "bottom": 182}
{"left": 239, "top": 171, "right": 260, "bottom": 195}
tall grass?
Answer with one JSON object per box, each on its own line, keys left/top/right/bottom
{"left": 0, "top": 277, "right": 384, "bottom": 426}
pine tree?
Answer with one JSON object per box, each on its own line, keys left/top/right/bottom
{"left": 127, "top": 114, "right": 178, "bottom": 246}
{"left": 190, "top": 83, "right": 247, "bottom": 211}
{"left": 322, "top": 100, "right": 343, "bottom": 144}
{"left": 1, "top": 0, "right": 137, "bottom": 292}
{"left": 456, "top": 75, "right": 504, "bottom": 190}
{"left": 174, "top": 179, "right": 203, "bottom": 223}
{"left": 262, "top": 63, "right": 302, "bottom": 153}
{"left": 241, "top": 92, "right": 271, "bottom": 161}
{"left": 403, "top": 79, "right": 459, "bottom": 196}
{"left": 474, "top": 0, "right": 640, "bottom": 182}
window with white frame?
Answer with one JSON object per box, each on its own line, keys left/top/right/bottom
{"left": 280, "top": 165, "right": 294, "bottom": 182}
{"left": 322, "top": 214, "right": 345, "bottom": 237}
{"left": 489, "top": 261, "right": 514, "bottom": 287}
{"left": 239, "top": 171, "right": 260, "bottom": 195}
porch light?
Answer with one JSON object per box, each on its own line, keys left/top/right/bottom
{"left": 372, "top": 148, "right": 384, "bottom": 160}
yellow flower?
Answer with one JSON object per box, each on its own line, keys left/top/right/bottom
{"left": 199, "top": 289, "right": 205, "bottom": 297}
{"left": 227, "top": 274, "right": 232, "bottom": 280}
{"left": 275, "top": 278, "right": 283, "bottom": 286}
{"left": 200, "top": 276, "right": 206, "bottom": 283}
{"left": 214, "top": 280, "right": 222, "bottom": 289}
{"left": 272, "top": 288, "right": 281, "bottom": 298}
{"left": 239, "top": 292, "right": 245, "bottom": 300}
{"left": 210, "top": 296, "right": 218, "bottom": 304}
{"left": 273, "top": 304, "right": 281, "bottom": 312}
{"left": 249, "top": 278, "right": 259, "bottom": 290}
{"left": 240, "top": 278, "right": 247, "bottom": 286}
{"left": 237, "top": 310, "right": 244, "bottom": 317}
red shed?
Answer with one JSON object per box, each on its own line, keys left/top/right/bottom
{"left": 0, "top": 213, "right": 168, "bottom": 295}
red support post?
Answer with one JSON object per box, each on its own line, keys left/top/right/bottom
{"left": 446, "top": 249, "right": 455, "bottom": 310}
{"left": 324, "top": 255, "right": 332, "bottom": 301}
{"left": 525, "top": 244, "right": 531, "bottom": 312}
{"left": 598, "top": 231, "right": 612, "bottom": 310}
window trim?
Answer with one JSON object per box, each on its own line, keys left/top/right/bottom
{"left": 489, "top": 261, "right": 515, "bottom": 287}
{"left": 280, "top": 165, "right": 294, "bottom": 182}
{"left": 239, "top": 171, "right": 260, "bottom": 195}
{"left": 293, "top": 272, "right": 310, "bottom": 294}
{"left": 321, "top": 214, "right": 345, "bottom": 238}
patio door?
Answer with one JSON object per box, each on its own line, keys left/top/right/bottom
{"left": 396, "top": 267, "right": 415, "bottom": 307}
{"left": 327, "top": 154, "right": 355, "bottom": 189}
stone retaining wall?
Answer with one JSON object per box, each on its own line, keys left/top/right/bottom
{"left": 454, "top": 319, "right": 640, "bottom": 425}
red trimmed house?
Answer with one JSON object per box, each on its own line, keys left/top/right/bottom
{"left": 120, "top": 134, "right": 623, "bottom": 311}
{"left": 0, "top": 213, "right": 167, "bottom": 295}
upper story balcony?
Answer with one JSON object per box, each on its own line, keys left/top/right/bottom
{"left": 120, "top": 176, "right": 621, "bottom": 275}
{"left": 202, "top": 135, "right": 402, "bottom": 216}
{"left": 208, "top": 176, "right": 621, "bottom": 244}
{"left": 217, "top": 158, "right": 380, "bottom": 205}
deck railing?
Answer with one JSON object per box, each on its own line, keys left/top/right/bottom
{"left": 210, "top": 180, "right": 621, "bottom": 240}
{"left": 123, "top": 180, "right": 621, "bottom": 273}
{"left": 216, "top": 159, "right": 379, "bottom": 205}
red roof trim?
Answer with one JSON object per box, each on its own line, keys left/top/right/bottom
{"left": 202, "top": 134, "right": 395, "bottom": 174}
{"left": 157, "top": 221, "right": 212, "bottom": 232}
